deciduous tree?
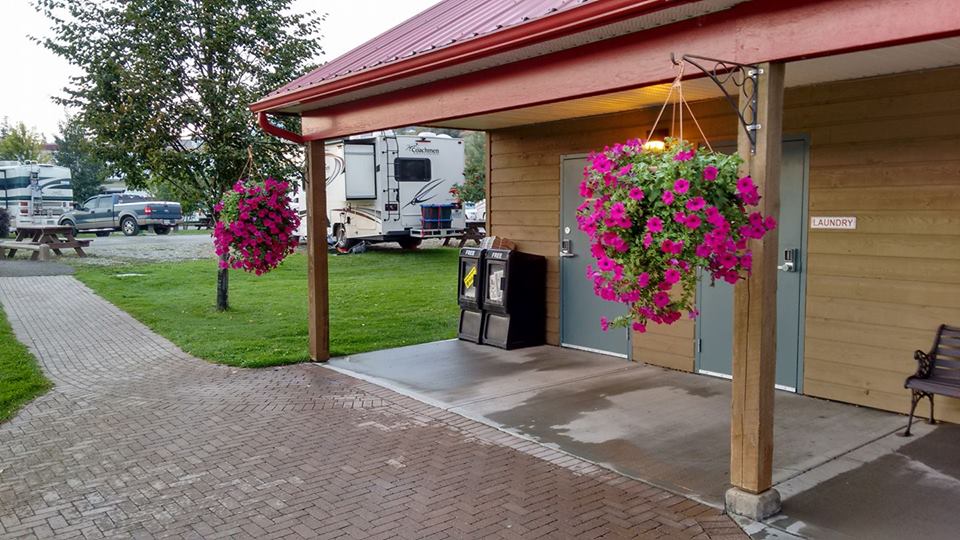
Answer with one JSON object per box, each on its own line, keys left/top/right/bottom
{"left": 54, "top": 116, "right": 108, "bottom": 203}
{"left": 36, "top": 0, "right": 323, "bottom": 310}
{"left": 0, "top": 119, "right": 49, "bottom": 163}
{"left": 459, "top": 131, "right": 486, "bottom": 202}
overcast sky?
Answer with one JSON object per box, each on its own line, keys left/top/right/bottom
{"left": 0, "top": 0, "right": 441, "bottom": 140}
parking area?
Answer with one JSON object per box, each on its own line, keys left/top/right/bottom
{"left": 70, "top": 232, "right": 215, "bottom": 265}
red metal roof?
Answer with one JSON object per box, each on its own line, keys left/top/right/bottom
{"left": 267, "top": 0, "right": 599, "bottom": 100}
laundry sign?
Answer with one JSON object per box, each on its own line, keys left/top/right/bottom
{"left": 810, "top": 216, "right": 857, "bottom": 230}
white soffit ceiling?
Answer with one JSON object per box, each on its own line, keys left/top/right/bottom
{"left": 433, "top": 37, "right": 960, "bottom": 130}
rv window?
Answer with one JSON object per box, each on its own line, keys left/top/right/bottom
{"left": 394, "top": 158, "right": 431, "bottom": 182}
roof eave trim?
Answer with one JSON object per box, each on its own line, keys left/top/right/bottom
{"left": 250, "top": 0, "right": 697, "bottom": 114}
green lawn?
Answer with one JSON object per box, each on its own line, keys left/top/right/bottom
{"left": 73, "top": 249, "right": 461, "bottom": 367}
{"left": 0, "top": 307, "right": 52, "bottom": 423}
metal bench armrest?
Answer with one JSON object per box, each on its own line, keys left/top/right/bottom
{"left": 912, "top": 349, "right": 934, "bottom": 379}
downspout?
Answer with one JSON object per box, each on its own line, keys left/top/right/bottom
{"left": 257, "top": 112, "right": 306, "bottom": 145}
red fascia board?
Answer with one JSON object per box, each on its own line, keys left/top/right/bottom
{"left": 250, "top": 0, "right": 697, "bottom": 113}
{"left": 298, "top": 0, "right": 960, "bottom": 140}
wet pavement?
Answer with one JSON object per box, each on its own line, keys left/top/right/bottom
{"left": 329, "top": 340, "right": 960, "bottom": 539}
{"left": 0, "top": 260, "right": 74, "bottom": 277}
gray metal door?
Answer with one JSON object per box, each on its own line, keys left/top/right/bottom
{"left": 696, "top": 139, "right": 808, "bottom": 391}
{"left": 560, "top": 156, "right": 629, "bottom": 357}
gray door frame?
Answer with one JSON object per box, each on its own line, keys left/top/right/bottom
{"left": 559, "top": 153, "right": 631, "bottom": 360}
{"left": 694, "top": 135, "right": 810, "bottom": 393}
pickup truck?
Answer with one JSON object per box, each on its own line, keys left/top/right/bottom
{"left": 59, "top": 193, "right": 182, "bottom": 236}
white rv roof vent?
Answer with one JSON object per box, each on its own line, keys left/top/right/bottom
{"left": 417, "top": 131, "right": 437, "bottom": 138}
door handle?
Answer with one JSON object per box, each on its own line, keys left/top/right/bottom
{"left": 778, "top": 248, "right": 799, "bottom": 272}
{"left": 560, "top": 238, "right": 576, "bottom": 258}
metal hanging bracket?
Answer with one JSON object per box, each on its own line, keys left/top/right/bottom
{"left": 670, "top": 53, "right": 762, "bottom": 154}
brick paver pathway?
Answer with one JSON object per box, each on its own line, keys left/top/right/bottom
{"left": 0, "top": 276, "right": 746, "bottom": 539}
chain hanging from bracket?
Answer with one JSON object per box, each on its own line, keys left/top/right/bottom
{"left": 670, "top": 53, "right": 762, "bottom": 154}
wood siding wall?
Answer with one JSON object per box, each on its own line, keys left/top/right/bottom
{"left": 487, "top": 67, "right": 960, "bottom": 420}
{"left": 789, "top": 68, "right": 960, "bottom": 421}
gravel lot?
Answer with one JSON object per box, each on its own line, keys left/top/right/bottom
{"left": 39, "top": 231, "right": 455, "bottom": 267}
{"left": 68, "top": 231, "right": 216, "bottom": 266}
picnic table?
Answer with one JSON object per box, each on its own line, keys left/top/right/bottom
{"left": 443, "top": 221, "right": 487, "bottom": 248}
{"left": 1, "top": 225, "right": 90, "bottom": 260}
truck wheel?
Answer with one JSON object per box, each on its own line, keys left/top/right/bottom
{"left": 335, "top": 225, "right": 356, "bottom": 253}
{"left": 398, "top": 238, "right": 422, "bottom": 250}
{"left": 153, "top": 225, "right": 171, "bottom": 235}
{"left": 95, "top": 231, "right": 110, "bottom": 237}
{"left": 61, "top": 220, "right": 78, "bottom": 237}
{"left": 121, "top": 217, "right": 140, "bottom": 236}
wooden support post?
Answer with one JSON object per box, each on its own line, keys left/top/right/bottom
{"left": 307, "top": 140, "right": 330, "bottom": 362}
{"left": 727, "top": 62, "right": 784, "bottom": 520}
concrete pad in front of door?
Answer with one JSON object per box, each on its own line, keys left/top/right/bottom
{"left": 327, "top": 340, "right": 906, "bottom": 507}
{"left": 327, "top": 339, "right": 635, "bottom": 408}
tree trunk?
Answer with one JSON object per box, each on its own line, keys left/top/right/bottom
{"left": 216, "top": 258, "right": 229, "bottom": 311}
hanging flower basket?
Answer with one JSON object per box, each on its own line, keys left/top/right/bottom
{"left": 577, "top": 138, "right": 776, "bottom": 333}
{"left": 213, "top": 178, "right": 301, "bottom": 275}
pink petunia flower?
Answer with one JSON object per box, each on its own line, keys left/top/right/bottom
{"left": 686, "top": 197, "right": 706, "bottom": 212}
{"left": 609, "top": 201, "right": 627, "bottom": 220}
{"left": 629, "top": 187, "right": 644, "bottom": 200}
{"left": 673, "top": 178, "right": 690, "bottom": 195}
{"left": 646, "top": 216, "right": 663, "bottom": 233}
{"left": 579, "top": 181, "right": 593, "bottom": 197}
{"left": 703, "top": 165, "right": 718, "bottom": 181}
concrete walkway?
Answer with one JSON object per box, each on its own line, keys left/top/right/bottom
{"left": 0, "top": 275, "right": 745, "bottom": 539}
{"left": 329, "top": 340, "right": 960, "bottom": 539}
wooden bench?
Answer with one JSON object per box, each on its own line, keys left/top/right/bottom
{"left": 0, "top": 241, "right": 52, "bottom": 261}
{"left": 903, "top": 324, "right": 960, "bottom": 436}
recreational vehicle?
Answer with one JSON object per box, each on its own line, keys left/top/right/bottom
{"left": 0, "top": 161, "right": 73, "bottom": 232}
{"left": 297, "top": 133, "right": 466, "bottom": 250}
